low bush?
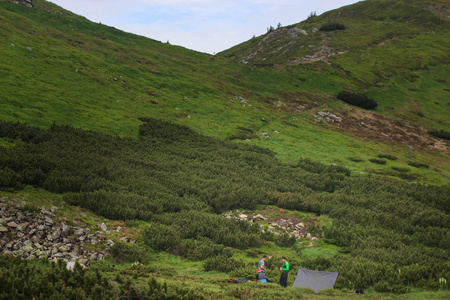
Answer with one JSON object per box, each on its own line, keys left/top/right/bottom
{"left": 177, "top": 238, "right": 234, "bottom": 261}
{"left": 429, "top": 129, "right": 450, "bottom": 140}
{"left": 378, "top": 154, "right": 398, "bottom": 160}
{"left": 396, "top": 173, "right": 418, "bottom": 180}
{"left": 319, "top": 23, "right": 346, "bottom": 31}
{"left": 275, "top": 232, "right": 297, "bottom": 248}
{"left": 369, "top": 158, "right": 386, "bottom": 165}
{"left": 229, "top": 126, "right": 257, "bottom": 140}
{"left": 108, "top": 241, "right": 151, "bottom": 264}
{"left": 337, "top": 91, "right": 378, "bottom": 109}
{"left": 407, "top": 161, "right": 429, "bottom": 169}
{"left": 203, "top": 255, "right": 245, "bottom": 273}
{"left": 349, "top": 157, "right": 365, "bottom": 163}
{"left": 124, "top": 262, "right": 178, "bottom": 277}
{"left": 0, "top": 255, "right": 199, "bottom": 299}
{"left": 391, "top": 166, "right": 410, "bottom": 172}
{"left": 143, "top": 223, "right": 181, "bottom": 252}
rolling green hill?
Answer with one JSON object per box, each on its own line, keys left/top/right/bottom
{"left": 0, "top": 0, "right": 448, "bottom": 184}
{"left": 0, "top": 0, "right": 449, "bottom": 299}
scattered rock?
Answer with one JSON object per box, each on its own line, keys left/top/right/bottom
{"left": 314, "top": 111, "right": 343, "bottom": 123}
{"left": 287, "top": 27, "right": 308, "bottom": 37}
{"left": 74, "top": 229, "right": 84, "bottom": 236}
{"left": 7, "top": 221, "right": 18, "bottom": 228}
{"left": 100, "top": 223, "right": 107, "bottom": 231}
{"left": 239, "top": 214, "right": 248, "bottom": 220}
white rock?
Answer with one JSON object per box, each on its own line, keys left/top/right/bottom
{"left": 239, "top": 214, "right": 248, "bottom": 220}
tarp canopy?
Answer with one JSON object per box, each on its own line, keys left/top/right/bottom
{"left": 292, "top": 268, "right": 338, "bottom": 293}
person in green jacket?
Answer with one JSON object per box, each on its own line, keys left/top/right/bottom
{"left": 279, "top": 257, "right": 289, "bottom": 287}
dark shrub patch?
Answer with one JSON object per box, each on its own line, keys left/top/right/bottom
{"left": 429, "top": 129, "right": 450, "bottom": 140}
{"left": 229, "top": 126, "right": 257, "bottom": 140}
{"left": 109, "top": 241, "right": 151, "bottom": 264}
{"left": 378, "top": 154, "right": 398, "bottom": 160}
{"left": 337, "top": 91, "right": 378, "bottom": 109}
{"left": 349, "top": 156, "right": 365, "bottom": 163}
{"left": 397, "top": 173, "right": 418, "bottom": 180}
{"left": 275, "top": 232, "right": 296, "bottom": 248}
{"left": 407, "top": 161, "right": 429, "bottom": 169}
{"left": 369, "top": 158, "right": 386, "bottom": 165}
{"left": 320, "top": 23, "right": 346, "bottom": 31}
{"left": 391, "top": 166, "right": 410, "bottom": 172}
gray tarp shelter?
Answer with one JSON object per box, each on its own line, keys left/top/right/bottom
{"left": 292, "top": 268, "right": 339, "bottom": 293}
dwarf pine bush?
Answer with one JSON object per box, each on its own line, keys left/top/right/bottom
{"left": 337, "top": 91, "right": 378, "bottom": 109}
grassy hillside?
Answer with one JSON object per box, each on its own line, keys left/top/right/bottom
{"left": 220, "top": 0, "right": 450, "bottom": 183}
{"left": 0, "top": 0, "right": 449, "bottom": 298}
{"left": 0, "top": 0, "right": 448, "bottom": 184}
{"left": 0, "top": 120, "right": 448, "bottom": 299}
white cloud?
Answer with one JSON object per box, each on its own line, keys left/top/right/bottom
{"left": 50, "top": 0, "right": 361, "bottom": 54}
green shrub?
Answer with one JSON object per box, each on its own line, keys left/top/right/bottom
{"left": 319, "top": 23, "right": 346, "bottom": 31}
{"left": 203, "top": 255, "right": 245, "bottom": 273}
{"left": 374, "top": 281, "right": 409, "bottom": 293}
{"left": 124, "top": 262, "right": 178, "bottom": 277}
{"left": 275, "top": 233, "right": 297, "bottom": 248}
{"left": 246, "top": 248, "right": 263, "bottom": 258}
{"left": 143, "top": 223, "right": 181, "bottom": 252}
{"left": 124, "top": 219, "right": 141, "bottom": 227}
{"left": 407, "top": 161, "right": 429, "bottom": 169}
{"left": 177, "top": 238, "right": 234, "bottom": 261}
{"left": 391, "top": 166, "right": 410, "bottom": 172}
{"left": 397, "top": 173, "right": 418, "bottom": 180}
{"left": 108, "top": 241, "right": 151, "bottom": 264}
{"left": 0, "top": 254, "right": 199, "bottom": 299}
{"left": 337, "top": 91, "right": 378, "bottom": 109}
{"left": 429, "top": 129, "right": 450, "bottom": 140}
{"left": 369, "top": 158, "right": 386, "bottom": 165}
{"left": 229, "top": 126, "right": 257, "bottom": 140}
{"left": 378, "top": 154, "right": 398, "bottom": 160}
{"left": 348, "top": 157, "right": 365, "bottom": 162}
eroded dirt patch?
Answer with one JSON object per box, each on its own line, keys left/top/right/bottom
{"left": 337, "top": 108, "right": 449, "bottom": 152}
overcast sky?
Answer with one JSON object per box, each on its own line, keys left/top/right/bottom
{"left": 50, "top": 0, "right": 361, "bottom": 54}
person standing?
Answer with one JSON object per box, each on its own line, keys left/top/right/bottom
{"left": 256, "top": 255, "right": 267, "bottom": 281}
{"left": 279, "top": 257, "right": 289, "bottom": 288}
{"left": 258, "top": 255, "right": 267, "bottom": 273}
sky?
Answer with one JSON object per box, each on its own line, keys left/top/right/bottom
{"left": 50, "top": 0, "right": 361, "bottom": 54}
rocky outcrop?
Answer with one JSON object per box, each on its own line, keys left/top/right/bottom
{"left": 0, "top": 197, "right": 121, "bottom": 264}
{"left": 313, "top": 111, "right": 343, "bottom": 123}
{"left": 223, "top": 210, "right": 319, "bottom": 244}
{"left": 14, "top": 0, "right": 33, "bottom": 8}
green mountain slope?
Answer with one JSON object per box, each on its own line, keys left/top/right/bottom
{"left": 0, "top": 0, "right": 449, "bottom": 298}
{"left": 220, "top": 0, "right": 450, "bottom": 131}
{"left": 0, "top": 0, "right": 449, "bottom": 184}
